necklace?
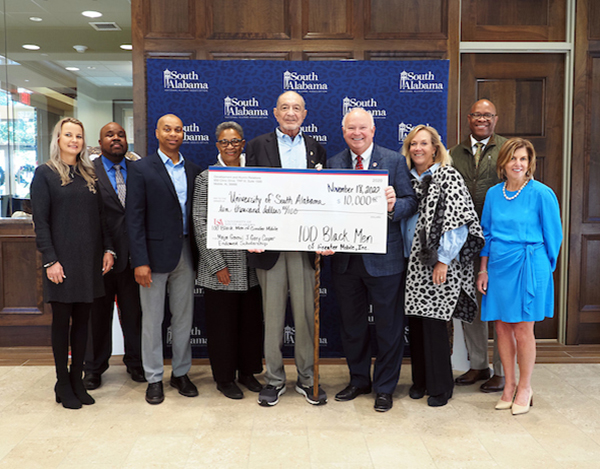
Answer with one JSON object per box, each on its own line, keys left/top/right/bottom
{"left": 503, "top": 179, "right": 529, "bottom": 201}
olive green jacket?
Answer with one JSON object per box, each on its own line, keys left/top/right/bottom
{"left": 449, "top": 133, "right": 507, "bottom": 218}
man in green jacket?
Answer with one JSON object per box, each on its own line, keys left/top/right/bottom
{"left": 450, "top": 99, "right": 507, "bottom": 393}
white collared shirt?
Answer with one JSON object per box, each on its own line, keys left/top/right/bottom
{"left": 470, "top": 135, "right": 491, "bottom": 155}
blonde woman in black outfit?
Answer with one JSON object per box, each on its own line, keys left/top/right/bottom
{"left": 31, "top": 117, "right": 114, "bottom": 409}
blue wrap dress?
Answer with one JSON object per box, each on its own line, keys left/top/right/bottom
{"left": 480, "top": 180, "right": 562, "bottom": 323}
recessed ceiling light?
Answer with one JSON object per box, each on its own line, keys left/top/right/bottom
{"left": 29, "top": 17, "right": 43, "bottom": 22}
{"left": 120, "top": 44, "right": 133, "bottom": 51}
{"left": 87, "top": 66, "right": 96, "bottom": 70}
{"left": 22, "top": 44, "right": 40, "bottom": 51}
{"left": 65, "top": 67, "right": 80, "bottom": 71}
{"left": 82, "top": 11, "right": 102, "bottom": 18}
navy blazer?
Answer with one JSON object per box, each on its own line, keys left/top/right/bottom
{"left": 126, "top": 151, "right": 201, "bottom": 273}
{"left": 93, "top": 157, "right": 131, "bottom": 273}
{"left": 327, "top": 144, "right": 417, "bottom": 277}
{"left": 246, "top": 131, "right": 327, "bottom": 271}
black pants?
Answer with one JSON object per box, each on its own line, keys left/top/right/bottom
{"left": 50, "top": 302, "right": 91, "bottom": 382}
{"left": 203, "top": 286, "right": 264, "bottom": 383}
{"left": 408, "top": 315, "right": 454, "bottom": 397}
{"left": 85, "top": 264, "right": 142, "bottom": 374}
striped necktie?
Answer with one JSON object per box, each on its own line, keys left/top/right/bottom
{"left": 114, "top": 164, "right": 126, "bottom": 207}
{"left": 474, "top": 142, "right": 484, "bottom": 168}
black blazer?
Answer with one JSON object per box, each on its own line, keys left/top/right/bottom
{"left": 93, "top": 157, "right": 131, "bottom": 273}
{"left": 245, "top": 131, "right": 327, "bottom": 271}
{"left": 126, "top": 151, "right": 201, "bottom": 273}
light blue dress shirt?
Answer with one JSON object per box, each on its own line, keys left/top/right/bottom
{"left": 101, "top": 155, "right": 127, "bottom": 193}
{"left": 401, "top": 163, "right": 468, "bottom": 263}
{"left": 158, "top": 149, "right": 189, "bottom": 235}
{"left": 276, "top": 128, "right": 306, "bottom": 169}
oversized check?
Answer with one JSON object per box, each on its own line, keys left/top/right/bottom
{"left": 206, "top": 167, "right": 389, "bottom": 253}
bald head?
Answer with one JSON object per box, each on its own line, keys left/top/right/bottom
{"left": 468, "top": 99, "right": 498, "bottom": 141}
{"left": 99, "top": 122, "right": 127, "bottom": 163}
{"left": 155, "top": 114, "right": 184, "bottom": 158}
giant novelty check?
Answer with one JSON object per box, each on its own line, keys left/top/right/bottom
{"left": 206, "top": 167, "right": 389, "bottom": 253}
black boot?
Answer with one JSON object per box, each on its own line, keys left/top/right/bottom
{"left": 70, "top": 368, "right": 95, "bottom": 405}
{"left": 54, "top": 381, "right": 82, "bottom": 409}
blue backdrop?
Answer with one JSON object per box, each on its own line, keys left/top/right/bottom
{"left": 146, "top": 59, "right": 449, "bottom": 358}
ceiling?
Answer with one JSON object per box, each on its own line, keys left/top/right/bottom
{"left": 1, "top": 0, "right": 133, "bottom": 96}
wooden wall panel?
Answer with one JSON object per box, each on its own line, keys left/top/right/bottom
{"left": 568, "top": 0, "right": 600, "bottom": 344}
{"left": 476, "top": 79, "right": 545, "bottom": 137}
{"left": 588, "top": 55, "right": 600, "bottom": 221}
{"left": 145, "top": 0, "right": 195, "bottom": 39}
{"left": 303, "top": 0, "right": 353, "bottom": 39}
{"left": 365, "top": 0, "right": 447, "bottom": 39}
{"left": 207, "top": 0, "right": 291, "bottom": 39}
{"left": 461, "top": 0, "right": 566, "bottom": 42}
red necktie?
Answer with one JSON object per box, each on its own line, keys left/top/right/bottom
{"left": 355, "top": 155, "right": 363, "bottom": 170}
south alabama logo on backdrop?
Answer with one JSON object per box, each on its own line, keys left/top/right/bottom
{"left": 146, "top": 59, "right": 449, "bottom": 358}
{"left": 146, "top": 59, "right": 449, "bottom": 169}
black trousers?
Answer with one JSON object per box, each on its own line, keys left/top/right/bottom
{"left": 332, "top": 256, "right": 406, "bottom": 395}
{"left": 408, "top": 315, "right": 454, "bottom": 397}
{"left": 85, "top": 263, "right": 142, "bottom": 374}
{"left": 50, "top": 301, "right": 91, "bottom": 382}
{"left": 203, "top": 286, "right": 264, "bottom": 383}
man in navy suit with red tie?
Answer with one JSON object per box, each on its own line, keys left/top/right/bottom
{"left": 327, "top": 108, "right": 417, "bottom": 412}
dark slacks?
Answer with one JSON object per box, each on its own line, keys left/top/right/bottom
{"left": 203, "top": 286, "right": 264, "bottom": 383}
{"left": 332, "top": 256, "right": 405, "bottom": 395}
{"left": 85, "top": 263, "right": 142, "bottom": 375}
{"left": 408, "top": 315, "right": 454, "bottom": 397}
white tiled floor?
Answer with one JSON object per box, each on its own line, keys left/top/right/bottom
{"left": 1, "top": 363, "right": 600, "bottom": 468}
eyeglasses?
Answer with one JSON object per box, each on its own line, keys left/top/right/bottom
{"left": 469, "top": 112, "right": 496, "bottom": 120}
{"left": 217, "top": 138, "right": 243, "bottom": 147}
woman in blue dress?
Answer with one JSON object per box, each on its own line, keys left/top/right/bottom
{"left": 477, "top": 138, "right": 562, "bottom": 415}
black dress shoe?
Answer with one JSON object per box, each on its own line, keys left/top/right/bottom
{"left": 145, "top": 382, "right": 164, "bottom": 405}
{"left": 427, "top": 390, "right": 453, "bottom": 407}
{"left": 454, "top": 368, "right": 491, "bottom": 386}
{"left": 127, "top": 367, "right": 147, "bottom": 383}
{"left": 335, "top": 384, "right": 372, "bottom": 402}
{"left": 170, "top": 374, "right": 199, "bottom": 397}
{"left": 409, "top": 385, "right": 426, "bottom": 399}
{"left": 217, "top": 381, "right": 244, "bottom": 399}
{"left": 83, "top": 372, "right": 101, "bottom": 390}
{"left": 374, "top": 393, "right": 393, "bottom": 412}
{"left": 238, "top": 374, "right": 263, "bottom": 392}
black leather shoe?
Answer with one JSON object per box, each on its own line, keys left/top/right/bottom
{"left": 427, "top": 390, "right": 453, "bottom": 407}
{"left": 170, "top": 374, "right": 199, "bottom": 397}
{"left": 145, "top": 382, "right": 164, "bottom": 405}
{"left": 238, "top": 374, "right": 263, "bottom": 392}
{"left": 409, "top": 385, "right": 426, "bottom": 399}
{"left": 83, "top": 372, "right": 101, "bottom": 390}
{"left": 127, "top": 367, "right": 147, "bottom": 383}
{"left": 454, "top": 368, "right": 491, "bottom": 386}
{"left": 217, "top": 381, "right": 244, "bottom": 399}
{"left": 335, "top": 384, "right": 372, "bottom": 402}
{"left": 374, "top": 393, "right": 393, "bottom": 412}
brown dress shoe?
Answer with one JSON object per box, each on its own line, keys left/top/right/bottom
{"left": 480, "top": 375, "right": 505, "bottom": 393}
{"left": 454, "top": 368, "right": 491, "bottom": 386}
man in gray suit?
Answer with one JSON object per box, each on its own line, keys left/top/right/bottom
{"left": 327, "top": 108, "right": 417, "bottom": 412}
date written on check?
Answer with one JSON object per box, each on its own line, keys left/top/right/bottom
{"left": 206, "top": 166, "right": 389, "bottom": 253}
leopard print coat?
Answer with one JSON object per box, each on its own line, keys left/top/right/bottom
{"left": 404, "top": 165, "right": 485, "bottom": 323}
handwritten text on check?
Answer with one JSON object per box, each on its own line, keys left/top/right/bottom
{"left": 206, "top": 167, "right": 389, "bottom": 253}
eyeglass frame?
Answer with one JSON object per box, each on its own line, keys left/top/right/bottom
{"left": 468, "top": 112, "right": 496, "bottom": 120}
{"left": 216, "top": 138, "right": 244, "bottom": 147}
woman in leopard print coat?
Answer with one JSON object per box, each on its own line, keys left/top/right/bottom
{"left": 401, "top": 125, "right": 484, "bottom": 407}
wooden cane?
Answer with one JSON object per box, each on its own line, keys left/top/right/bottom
{"left": 313, "top": 253, "right": 321, "bottom": 403}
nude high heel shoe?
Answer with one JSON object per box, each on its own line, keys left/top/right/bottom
{"left": 495, "top": 389, "right": 516, "bottom": 410}
{"left": 511, "top": 390, "right": 533, "bottom": 415}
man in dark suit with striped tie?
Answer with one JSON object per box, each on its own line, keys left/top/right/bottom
{"left": 84, "top": 122, "right": 145, "bottom": 390}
